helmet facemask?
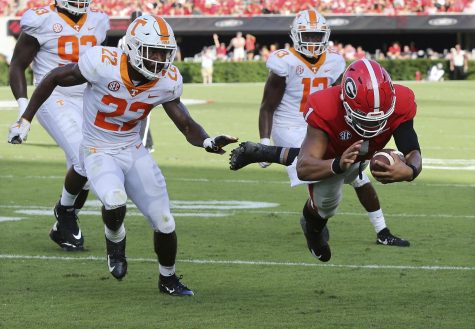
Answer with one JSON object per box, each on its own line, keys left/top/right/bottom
{"left": 57, "top": 0, "right": 91, "bottom": 15}
{"left": 291, "top": 29, "right": 330, "bottom": 57}
{"left": 343, "top": 96, "right": 396, "bottom": 138}
{"left": 127, "top": 40, "right": 176, "bottom": 80}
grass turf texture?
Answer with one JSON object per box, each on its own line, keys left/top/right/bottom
{"left": 0, "top": 82, "right": 474, "bottom": 329}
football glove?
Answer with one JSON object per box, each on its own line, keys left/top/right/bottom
{"left": 16, "top": 98, "right": 29, "bottom": 141}
{"left": 8, "top": 118, "right": 31, "bottom": 144}
{"left": 258, "top": 138, "right": 271, "bottom": 168}
{"left": 203, "top": 135, "right": 238, "bottom": 154}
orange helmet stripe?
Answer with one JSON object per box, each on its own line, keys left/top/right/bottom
{"left": 308, "top": 10, "right": 317, "bottom": 27}
{"left": 154, "top": 16, "right": 170, "bottom": 42}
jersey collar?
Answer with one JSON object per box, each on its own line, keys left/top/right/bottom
{"left": 53, "top": 4, "right": 88, "bottom": 32}
{"left": 120, "top": 54, "right": 159, "bottom": 97}
{"left": 290, "top": 48, "right": 327, "bottom": 74}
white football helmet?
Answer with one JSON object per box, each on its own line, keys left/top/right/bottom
{"left": 290, "top": 9, "right": 330, "bottom": 58}
{"left": 124, "top": 15, "right": 177, "bottom": 80}
{"left": 56, "top": 0, "right": 91, "bottom": 15}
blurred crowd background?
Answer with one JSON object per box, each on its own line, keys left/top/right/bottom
{"left": 2, "top": 0, "right": 475, "bottom": 17}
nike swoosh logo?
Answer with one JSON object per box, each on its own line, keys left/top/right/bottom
{"left": 107, "top": 256, "right": 115, "bottom": 272}
{"left": 165, "top": 287, "right": 175, "bottom": 294}
{"left": 148, "top": 94, "right": 160, "bottom": 98}
{"left": 135, "top": 143, "right": 142, "bottom": 149}
{"left": 88, "top": 27, "right": 95, "bottom": 30}
{"left": 72, "top": 230, "right": 82, "bottom": 240}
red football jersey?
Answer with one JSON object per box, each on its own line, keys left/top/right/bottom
{"left": 303, "top": 84, "right": 416, "bottom": 161}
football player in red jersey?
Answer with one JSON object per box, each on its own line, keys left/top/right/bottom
{"left": 295, "top": 59, "right": 421, "bottom": 261}
{"left": 230, "top": 9, "right": 411, "bottom": 248}
{"left": 232, "top": 59, "right": 421, "bottom": 262}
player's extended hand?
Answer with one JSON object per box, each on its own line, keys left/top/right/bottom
{"left": 203, "top": 135, "right": 239, "bottom": 154}
{"left": 8, "top": 118, "right": 31, "bottom": 144}
{"left": 371, "top": 152, "right": 413, "bottom": 184}
{"left": 339, "top": 140, "right": 363, "bottom": 171}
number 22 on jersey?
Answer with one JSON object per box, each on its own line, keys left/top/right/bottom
{"left": 299, "top": 77, "right": 328, "bottom": 112}
{"left": 94, "top": 95, "right": 153, "bottom": 132}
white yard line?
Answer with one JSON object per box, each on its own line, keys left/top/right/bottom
{"left": 0, "top": 254, "right": 473, "bottom": 271}
{"left": 1, "top": 175, "right": 474, "bottom": 186}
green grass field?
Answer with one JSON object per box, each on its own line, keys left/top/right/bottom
{"left": 0, "top": 82, "right": 474, "bottom": 329}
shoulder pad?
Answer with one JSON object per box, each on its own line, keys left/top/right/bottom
{"left": 21, "top": 6, "right": 52, "bottom": 31}
{"left": 266, "top": 49, "right": 292, "bottom": 77}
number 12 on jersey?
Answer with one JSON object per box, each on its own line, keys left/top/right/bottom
{"left": 299, "top": 77, "right": 328, "bottom": 112}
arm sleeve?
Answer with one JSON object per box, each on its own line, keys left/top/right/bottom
{"left": 393, "top": 120, "right": 421, "bottom": 155}
{"left": 97, "top": 14, "right": 110, "bottom": 44}
{"left": 77, "top": 47, "right": 101, "bottom": 84}
{"left": 266, "top": 51, "right": 290, "bottom": 77}
{"left": 162, "top": 66, "right": 184, "bottom": 103}
{"left": 20, "top": 9, "right": 46, "bottom": 44}
{"left": 330, "top": 54, "right": 346, "bottom": 85}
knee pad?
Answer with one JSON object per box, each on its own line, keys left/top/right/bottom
{"left": 103, "top": 189, "right": 127, "bottom": 210}
{"left": 151, "top": 213, "right": 175, "bottom": 234}
{"left": 316, "top": 194, "right": 341, "bottom": 219}
{"left": 350, "top": 171, "right": 370, "bottom": 188}
{"left": 102, "top": 205, "right": 126, "bottom": 231}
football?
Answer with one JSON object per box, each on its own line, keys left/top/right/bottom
{"left": 370, "top": 149, "right": 405, "bottom": 172}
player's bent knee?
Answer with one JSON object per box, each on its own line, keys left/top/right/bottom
{"left": 152, "top": 213, "right": 175, "bottom": 234}
{"left": 316, "top": 196, "right": 341, "bottom": 219}
{"left": 103, "top": 189, "right": 127, "bottom": 210}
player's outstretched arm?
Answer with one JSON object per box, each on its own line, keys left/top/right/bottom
{"left": 297, "top": 126, "right": 362, "bottom": 181}
{"left": 8, "top": 64, "right": 87, "bottom": 144}
{"left": 162, "top": 98, "right": 238, "bottom": 154}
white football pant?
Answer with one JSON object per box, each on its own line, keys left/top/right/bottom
{"left": 80, "top": 142, "right": 175, "bottom": 233}
{"left": 36, "top": 90, "right": 85, "bottom": 176}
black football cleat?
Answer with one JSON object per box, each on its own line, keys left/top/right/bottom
{"left": 50, "top": 202, "right": 84, "bottom": 251}
{"left": 377, "top": 228, "right": 410, "bottom": 247}
{"left": 106, "top": 236, "right": 127, "bottom": 280}
{"left": 229, "top": 141, "right": 269, "bottom": 170}
{"left": 300, "top": 216, "right": 331, "bottom": 262}
{"left": 159, "top": 274, "right": 194, "bottom": 296}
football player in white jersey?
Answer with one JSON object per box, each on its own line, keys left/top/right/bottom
{"left": 9, "top": 0, "right": 110, "bottom": 251}
{"left": 230, "top": 9, "right": 410, "bottom": 248}
{"left": 9, "top": 15, "right": 237, "bottom": 296}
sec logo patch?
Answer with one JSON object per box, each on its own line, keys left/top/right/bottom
{"left": 108, "top": 81, "right": 121, "bottom": 92}
{"left": 339, "top": 130, "right": 352, "bottom": 141}
{"left": 52, "top": 23, "right": 63, "bottom": 33}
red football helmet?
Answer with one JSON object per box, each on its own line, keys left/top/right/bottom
{"left": 341, "top": 59, "right": 396, "bottom": 138}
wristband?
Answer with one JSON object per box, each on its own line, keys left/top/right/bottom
{"left": 17, "top": 98, "right": 28, "bottom": 118}
{"left": 331, "top": 157, "right": 344, "bottom": 174}
{"left": 407, "top": 164, "right": 419, "bottom": 181}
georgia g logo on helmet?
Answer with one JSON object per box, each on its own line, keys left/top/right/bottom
{"left": 344, "top": 78, "right": 357, "bottom": 99}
